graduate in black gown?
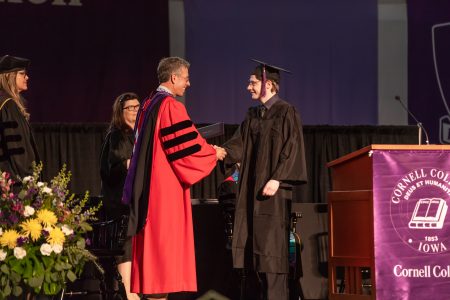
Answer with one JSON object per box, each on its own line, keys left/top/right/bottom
{"left": 0, "top": 55, "right": 39, "bottom": 183}
{"left": 223, "top": 60, "right": 307, "bottom": 300}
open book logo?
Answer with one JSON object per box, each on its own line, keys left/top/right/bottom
{"left": 390, "top": 168, "right": 450, "bottom": 254}
{"left": 409, "top": 198, "right": 448, "bottom": 230}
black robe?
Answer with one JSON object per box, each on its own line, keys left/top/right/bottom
{"left": 100, "top": 127, "right": 134, "bottom": 219}
{"left": 223, "top": 95, "right": 307, "bottom": 274}
{"left": 0, "top": 92, "right": 39, "bottom": 182}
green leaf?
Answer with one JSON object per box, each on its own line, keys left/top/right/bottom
{"left": 28, "top": 274, "right": 44, "bottom": 288}
{"left": 10, "top": 271, "right": 21, "bottom": 284}
{"left": 3, "top": 284, "right": 11, "bottom": 296}
{"left": 23, "top": 258, "right": 33, "bottom": 279}
{"left": 66, "top": 270, "right": 77, "bottom": 282}
{"left": 10, "top": 261, "right": 24, "bottom": 275}
{"left": 0, "top": 264, "right": 9, "bottom": 275}
{"left": 79, "top": 222, "right": 93, "bottom": 232}
{"left": 46, "top": 282, "right": 60, "bottom": 295}
{"left": 30, "top": 255, "right": 44, "bottom": 276}
{"left": 54, "top": 262, "right": 63, "bottom": 271}
{"left": 41, "top": 255, "right": 54, "bottom": 269}
{"left": 12, "top": 285, "right": 22, "bottom": 297}
{"left": 76, "top": 238, "right": 86, "bottom": 249}
{"left": 0, "top": 275, "right": 6, "bottom": 286}
{"left": 17, "top": 190, "right": 27, "bottom": 200}
{"left": 44, "top": 272, "right": 52, "bottom": 283}
{"left": 50, "top": 273, "right": 58, "bottom": 282}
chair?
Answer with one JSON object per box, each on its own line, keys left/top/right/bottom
{"left": 63, "top": 196, "right": 128, "bottom": 299}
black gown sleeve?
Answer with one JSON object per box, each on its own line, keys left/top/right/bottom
{"left": 100, "top": 129, "right": 130, "bottom": 186}
{"left": 270, "top": 106, "right": 307, "bottom": 184}
{"left": 222, "top": 123, "right": 244, "bottom": 176}
{"left": 0, "top": 99, "right": 38, "bottom": 181}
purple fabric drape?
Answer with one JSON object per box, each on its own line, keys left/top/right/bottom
{"left": 408, "top": 0, "right": 450, "bottom": 144}
{"left": 0, "top": 0, "right": 169, "bottom": 122}
{"left": 373, "top": 150, "right": 450, "bottom": 299}
{"left": 184, "top": 0, "right": 378, "bottom": 125}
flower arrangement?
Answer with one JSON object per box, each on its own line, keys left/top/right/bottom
{"left": 0, "top": 163, "right": 101, "bottom": 299}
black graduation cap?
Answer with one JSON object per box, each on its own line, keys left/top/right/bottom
{"left": 251, "top": 59, "right": 291, "bottom": 97}
{"left": 0, "top": 55, "right": 30, "bottom": 74}
{"left": 251, "top": 58, "right": 291, "bottom": 83}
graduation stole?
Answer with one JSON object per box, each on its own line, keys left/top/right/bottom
{"left": 122, "top": 91, "right": 170, "bottom": 205}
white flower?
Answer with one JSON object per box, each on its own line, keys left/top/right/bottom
{"left": 0, "top": 249, "right": 6, "bottom": 261}
{"left": 52, "top": 244, "right": 63, "bottom": 254}
{"left": 43, "top": 187, "right": 52, "bottom": 195}
{"left": 0, "top": 228, "right": 3, "bottom": 236}
{"left": 40, "top": 243, "right": 53, "bottom": 256}
{"left": 61, "top": 225, "right": 74, "bottom": 236}
{"left": 37, "top": 182, "right": 44, "bottom": 187}
{"left": 23, "top": 205, "right": 35, "bottom": 217}
{"left": 14, "top": 247, "right": 27, "bottom": 259}
{"left": 22, "top": 176, "right": 32, "bottom": 183}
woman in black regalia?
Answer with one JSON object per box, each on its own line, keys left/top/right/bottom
{"left": 0, "top": 54, "right": 39, "bottom": 183}
{"left": 100, "top": 92, "right": 140, "bottom": 300}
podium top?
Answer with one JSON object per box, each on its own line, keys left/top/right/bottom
{"left": 327, "top": 144, "right": 450, "bottom": 168}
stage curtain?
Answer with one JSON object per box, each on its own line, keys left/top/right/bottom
{"left": 31, "top": 123, "right": 418, "bottom": 203}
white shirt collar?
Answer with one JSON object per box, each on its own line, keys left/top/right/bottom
{"left": 156, "top": 85, "right": 174, "bottom": 95}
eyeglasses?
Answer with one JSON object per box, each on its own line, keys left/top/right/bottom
{"left": 248, "top": 80, "right": 260, "bottom": 87}
{"left": 175, "top": 74, "right": 190, "bottom": 82}
{"left": 123, "top": 105, "right": 140, "bottom": 112}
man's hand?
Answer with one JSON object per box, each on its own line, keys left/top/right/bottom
{"left": 213, "top": 145, "right": 227, "bottom": 161}
{"left": 262, "top": 179, "right": 280, "bottom": 196}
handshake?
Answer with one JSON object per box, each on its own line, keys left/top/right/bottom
{"left": 212, "top": 145, "right": 227, "bottom": 161}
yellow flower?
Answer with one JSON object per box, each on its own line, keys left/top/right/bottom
{"left": 47, "top": 227, "right": 65, "bottom": 246}
{"left": 0, "top": 229, "right": 20, "bottom": 249}
{"left": 36, "top": 209, "right": 58, "bottom": 227}
{"left": 20, "top": 219, "right": 42, "bottom": 241}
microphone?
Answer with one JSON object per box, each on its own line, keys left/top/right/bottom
{"left": 395, "top": 96, "right": 430, "bottom": 145}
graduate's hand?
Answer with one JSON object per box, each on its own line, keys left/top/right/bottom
{"left": 262, "top": 179, "right": 280, "bottom": 196}
{"left": 213, "top": 145, "right": 227, "bottom": 161}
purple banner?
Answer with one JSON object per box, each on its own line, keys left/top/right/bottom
{"left": 408, "top": 1, "right": 450, "bottom": 144}
{"left": 373, "top": 150, "right": 450, "bottom": 299}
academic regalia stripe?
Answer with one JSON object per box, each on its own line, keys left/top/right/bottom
{"left": 4, "top": 134, "right": 22, "bottom": 142}
{"left": 167, "top": 144, "right": 201, "bottom": 162}
{"left": 162, "top": 131, "right": 198, "bottom": 149}
{"left": 160, "top": 120, "right": 193, "bottom": 137}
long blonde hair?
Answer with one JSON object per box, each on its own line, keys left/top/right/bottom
{"left": 0, "top": 71, "right": 30, "bottom": 120}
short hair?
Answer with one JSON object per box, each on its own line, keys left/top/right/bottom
{"left": 109, "top": 92, "right": 139, "bottom": 132}
{"left": 157, "top": 57, "right": 190, "bottom": 83}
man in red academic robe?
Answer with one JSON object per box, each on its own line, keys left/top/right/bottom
{"left": 122, "top": 57, "right": 226, "bottom": 299}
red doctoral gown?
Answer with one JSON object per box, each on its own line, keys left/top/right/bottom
{"left": 130, "top": 94, "right": 217, "bottom": 294}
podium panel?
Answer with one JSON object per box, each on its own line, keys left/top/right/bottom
{"left": 327, "top": 145, "right": 450, "bottom": 300}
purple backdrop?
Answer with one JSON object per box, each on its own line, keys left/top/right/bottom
{"left": 408, "top": 1, "right": 450, "bottom": 144}
{"left": 0, "top": 0, "right": 169, "bottom": 123}
{"left": 184, "top": 0, "right": 378, "bottom": 125}
{"left": 373, "top": 150, "right": 450, "bottom": 299}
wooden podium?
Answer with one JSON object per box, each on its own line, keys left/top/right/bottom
{"left": 326, "top": 144, "right": 450, "bottom": 300}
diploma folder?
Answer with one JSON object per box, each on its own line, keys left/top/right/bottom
{"left": 197, "top": 122, "right": 225, "bottom": 139}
